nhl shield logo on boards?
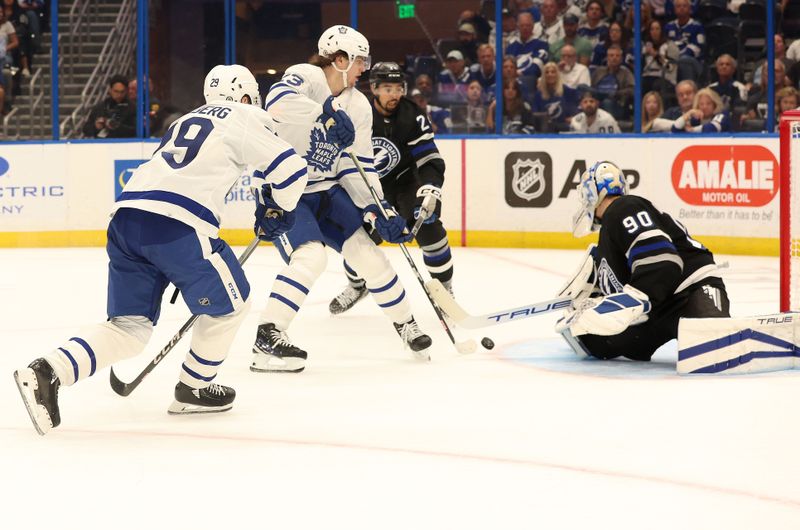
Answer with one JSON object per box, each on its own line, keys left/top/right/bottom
{"left": 504, "top": 152, "right": 552, "bottom": 207}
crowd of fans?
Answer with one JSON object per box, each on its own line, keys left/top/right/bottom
{"left": 392, "top": 0, "right": 800, "bottom": 134}
{"left": 0, "top": 0, "right": 45, "bottom": 115}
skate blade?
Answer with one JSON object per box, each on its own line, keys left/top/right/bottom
{"left": 410, "top": 348, "right": 432, "bottom": 362}
{"left": 250, "top": 354, "right": 306, "bottom": 373}
{"left": 13, "top": 369, "right": 52, "bottom": 436}
{"left": 167, "top": 401, "right": 233, "bottom": 415}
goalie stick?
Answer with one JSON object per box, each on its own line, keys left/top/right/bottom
{"left": 347, "top": 152, "right": 477, "bottom": 354}
{"left": 425, "top": 279, "right": 572, "bottom": 329}
{"left": 109, "top": 235, "right": 262, "bottom": 397}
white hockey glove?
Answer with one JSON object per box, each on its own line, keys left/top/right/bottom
{"left": 557, "top": 244, "right": 598, "bottom": 307}
{"left": 556, "top": 285, "right": 651, "bottom": 337}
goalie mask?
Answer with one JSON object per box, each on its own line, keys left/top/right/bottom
{"left": 203, "top": 64, "right": 261, "bottom": 106}
{"left": 318, "top": 25, "right": 372, "bottom": 83}
{"left": 572, "top": 161, "right": 628, "bottom": 237}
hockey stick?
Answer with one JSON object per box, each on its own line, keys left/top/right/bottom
{"left": 347, "top": 152, "right": 477, "bottom": 354}
{"left": 109, "top": 236, "right": 262, "bottom": 397}
{"left": 425, "top": 278, "right": 572, "bottom": 329}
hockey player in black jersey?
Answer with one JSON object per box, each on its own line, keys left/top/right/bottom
{"left": 329, "top": 61, "right": 455, "bottom": 314}
{"left": 557, "top": 161, "right": 730, "bottom": 361}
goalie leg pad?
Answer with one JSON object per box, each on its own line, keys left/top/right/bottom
{"left": 678, "top": 313, "right": 800, "bottom": 375}
{"left": 43, "top": 317, "right": 151, "bottom": 386}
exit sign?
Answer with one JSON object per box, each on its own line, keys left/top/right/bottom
{"left": 397, "top": 1, "right": 415, "bottom": 18}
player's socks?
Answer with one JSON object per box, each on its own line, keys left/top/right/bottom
{"left": 250, "top": 323, "right": 308, "bottom": 373}
{"left": 167, "top": 382, "right": 235, "bottom": 414}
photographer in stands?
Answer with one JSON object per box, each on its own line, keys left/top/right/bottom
{"left": 82, "top": 74, "right": 136, "bottom": 138}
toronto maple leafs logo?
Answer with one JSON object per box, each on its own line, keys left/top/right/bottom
{"left": 596, "top": 257, "right": 624, "bottom": 296}
{"left": 371, "top": 137, "right": 401, "bottom": 178}
{"left": 306, "top": 127, "right": 339, "bottom": 173}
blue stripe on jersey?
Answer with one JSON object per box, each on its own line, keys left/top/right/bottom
{"left": 58, "top": 347, "right": 79, "bottom": 382}
{"left": 423, "top": 250, "right": 452, "bottom": 267}
{"left": 627, "top": 241, "right": 677, "bottom": 268}
{"left": 182, "top": 363, "right": 216, "bottom": 382}
{"left": 265, "top": 90, "right": 295, "bottom": 110}
{"left": 344, "top": 261, "right": 357, "bottom": 276}
{"left": 270, "top": 292, "right": 300, "bottom": 312}
{"left": 117, "top": 190, "right": 219, "bottom": 228}
{"left": 357, "top": 156, "right": 374, "bottom": 164}
{"left": 378, "top": 290, "right": 406, "bottom": 308}
{"left": 368, "top": 275, "right": 398, "bottom": 294}
{"left": 276, "top": 274, "right": 309, "bottom": 294}
{"left": 411, "top": 142, "right": 437, "bottom": 157}
{"left": 269, "top": 82, "right": 296, "bottom": 93}
{"left": 189, "top": 349, "right": 223, "bottom": 366}
{"left": 261, "top": 148, "right": 295, "bottom": 177}
{"left": 70, "top": 336, "right": 97, "bottom": 376}
{"left": 273, "top": 167, "right": 307, "bottom": 190}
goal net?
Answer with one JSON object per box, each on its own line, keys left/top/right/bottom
{"left": 780, "top": 110, "right": 800, "bottom": 311}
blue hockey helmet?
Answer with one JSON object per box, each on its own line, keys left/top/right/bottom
{"left": 572, "top": 161, "right": 628, "bottom": 237}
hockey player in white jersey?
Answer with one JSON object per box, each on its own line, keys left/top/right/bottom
{"left": 13, "top": 65, "right": 308, "bottom": 435}
{"left": 252, "top": 25, "right": 433, "bottom": 372}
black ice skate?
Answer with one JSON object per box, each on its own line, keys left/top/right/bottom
{"left": 329, "top": 281, "right": 368, "bottom": 315}
{"left": 250, "top": 323, "right": 308, "bottom": 373}
{"left": 394, "top": 318, "right": 433, "bottom": 361}
{"left": 167, "top": 381, "right": 236, "bottom": 415}
{"left": 14, "top": 358, "right": 61, "bottom": 435}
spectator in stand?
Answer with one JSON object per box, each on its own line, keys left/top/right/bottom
{"left": 4, "top": 0, "right": 30, "bottom": 77}
{"left": 758, "top": 35, "right": 795, "bottom": 88}
{"left": 456, "top": 22, "right": 480, "bottom": 64}
{"left": 641, "top": 19, "right": 678, "bottom": 95}
{"left": 0, "top": 6, "right": 18, "bottom": 72}
{"left": 533, "top": 61, "right": 580, "bottom": 130}
{"left": 708, "top": 54, "right": 746, "bottom": 111}
{"left": 591, "top": 21, "right": 633, "bottom": 71}
{"left": 415, "top": 74, "right": 435, "bottom": 100}
{"left": 16, "top": 0, "right": 41, "bottom": 52}
{"left": 578, "top": 0, "right": 609, "bottom": 49}
{"left": 664, "top": 0, "right": 704, "bottom": 83}
{"left": 487, "top": 77, "right": 537, "bottom": 134}
{"left": 671, "top": 87, "right": 730, "bottom": 133}
{"left": 743, "top": 60, "right": 788, "bottom": 125}
{"left": 662, "top": 79, "right": 696, "bottom": 119}
{"left": 558, "top": 44, "right": 591, "bottom": 88}
{"left": 570, "top": 90, "right": 621, "bottom": 133}
{"left": 437, "top": 50, "right": 471, "bottom": 104}
{"left": 410, "top": 87, "right": 451, "bottom": 134}
{"left": 464, "top": 79, "right": 488, "bottom": 132}
{"left": 550, "top": 13, "right": 592, "bottom": 65}
{"left": 786, "top": 33, "right": 800, "bottom": 63}
{"left": 648, "top": 0, "right": 668, "bottom": 20}
{"left": 623, "top": 0, "right": 652, "bottom": 34}
{"left": 642, "top": 91, "right": 674, "bottom": 132}
{"left": 127, "top": 77, "right": 162, "bottom": 136}
{"left": 459, "top": 8, "right": 492, "bottom": 43}
{"left": 533, "top": 0, "right": 564, "bottom": 45}
{"left": 470, "top": 43, "right": 497, "bottom": 94}
{"left": 507, "top": 12, "right": 550, "bottom": 79}
{"left": 590, "top": 44, "right": 634, "bottom": 120}
{"left": 488, "top": 7, "right": 518, "bottom": 53}
{"left": 598, "top": 0, "right": 621, "bottom": 20}
{"left": 502, "top": 54, "right": 534, "bottom": 103}
{"left": 776, "top": 87, "right": 800, "bottom": 131}
{"left": 82, "top": 74, "right": 136, "bottom": 138}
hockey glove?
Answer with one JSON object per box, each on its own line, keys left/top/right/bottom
{"left": 254, "top": 189, "right": 296, "bottom": 242}
{"left": 321, "top": 96, "right": 355, "bottom": 151}
{"left": 413, "top": 184, "right": 442, "bottom": 224}
{"left": 558, "top": 285, "right": 651, "bottom": 337}
{"left": 363, "top": 201, "right": 412, "bottom": 244}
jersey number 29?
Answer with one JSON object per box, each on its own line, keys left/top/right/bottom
{"left": 155, "top": 117, "right": 215, "bottom": 169}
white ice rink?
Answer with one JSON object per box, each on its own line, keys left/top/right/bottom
{"left": 1, "top": 244, "right": 799, "bottom": 529}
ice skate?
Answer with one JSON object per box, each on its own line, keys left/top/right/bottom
{"left": 168, "top": 381, "right": 235, "bottom": 414}
{"left": 329, "top": 281, "right": 368, "bottom": 315}
{"left": 394, "top": 318, "right": 433, "bottom": 361}
{"left": 251, "top": 323, "right": 308, "bottom": 373}
{"left": 14, "top": 358, "right": 61, "bottom": 435}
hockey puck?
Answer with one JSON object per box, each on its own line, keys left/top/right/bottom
{"left": 481, "top": 337, "right": 495, "bottom": 350}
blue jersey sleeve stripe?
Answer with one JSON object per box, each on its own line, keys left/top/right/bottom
{"left": 627, "top": 240, "right": 677, "bottom": 266}
{"left": 261, "top": 148, "right": 295, "bottom": 177}
{"left": 357, "top": 156, "right": 374, "bottom": 164}
{"left": 70, "top": 336, "right": 97, "bottom": 376}
{"left": 272, "top": 167, "right": 307, "bottom": 190}
{"left": 117, "top": 190, "right": 219, "bottom": 228}
{"left": 411, "top": 142, "right": 437, "bottom": 156}
{"left": 265, "top": 90, "right": 295, "bottom": 110}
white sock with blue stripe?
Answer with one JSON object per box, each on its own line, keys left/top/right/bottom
{"left": 44, "top": 318, "right": 150, "bottom": 386}
{"left": 180, "top": 299, "right": 251, "bottom": 388}
{"left": 261, "top": 242, "right": 326, "bottom": 330}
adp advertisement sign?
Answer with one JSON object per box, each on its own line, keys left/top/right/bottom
{"left": 671, "top": 145, "right": 778, "bottom": 207}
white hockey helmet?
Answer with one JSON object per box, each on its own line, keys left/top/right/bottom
{"left": 318, "top": 25, "right": 371, "bottom": 71}
{"left": 572, "top": 161, "right": 628, "bottom": 237}
{"left": 203, "top": 64, "right": 261, "bottom": 106}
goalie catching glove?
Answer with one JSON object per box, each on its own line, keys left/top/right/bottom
{"left": 363, "top": 200, "right": 412, "bottom": 243}
{"left": 413, "top": 184, "right": 442, "bottom": 224}
{"left": 254, "top": 188, "right": 296, "bottom": 242}
{"left": 556, "top": 284, "right": 651, "bottom": 337}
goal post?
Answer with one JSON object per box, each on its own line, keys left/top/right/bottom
{"left": 779, "top": 109, "right": 800, "bottom": 311}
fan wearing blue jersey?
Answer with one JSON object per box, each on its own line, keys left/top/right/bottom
{"left": 253, "top": 26, "right": 433, "bottom": 373}
{"left": 556, "top": 161, "right": 730, "bottom": 361}
{"left": 13, "top": 65, "right": 308, "bottom": 435}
